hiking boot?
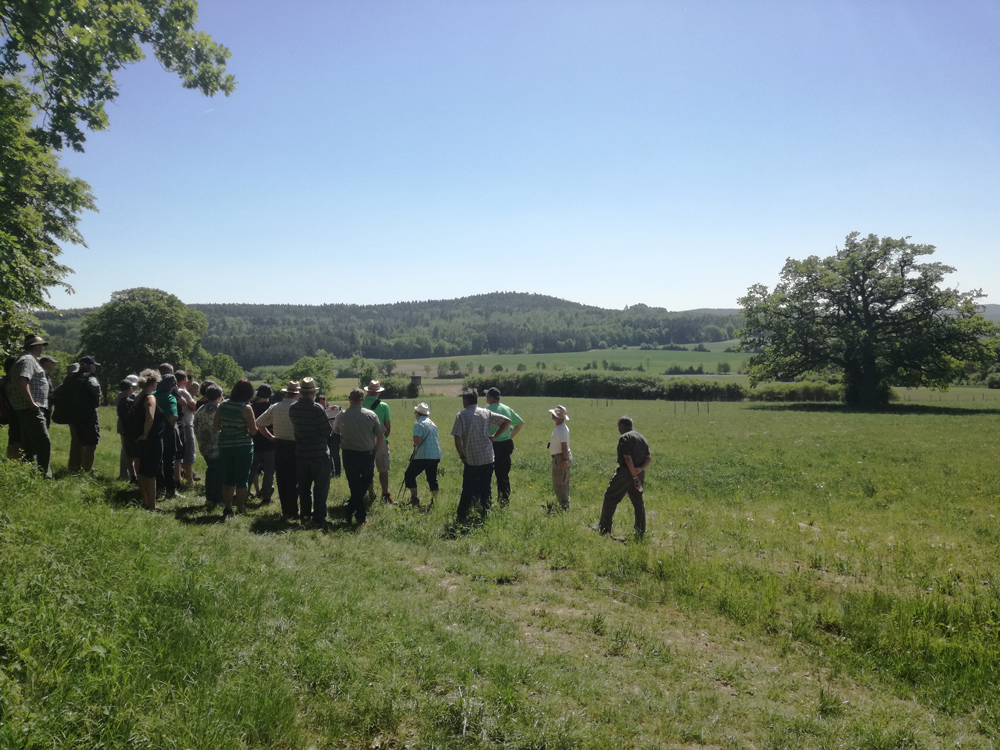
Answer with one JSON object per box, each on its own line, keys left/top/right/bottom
{"left": 382, "top": 493, "right": 395, "bottom": 505}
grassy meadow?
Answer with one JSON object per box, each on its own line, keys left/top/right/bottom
{"left": 1, "top": 397, "right": 999, "bottom": 748}
{"left": 394, "top": 341, "right": 748, "bottom": 378}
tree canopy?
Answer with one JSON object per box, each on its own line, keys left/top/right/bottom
{"left": 1, "top": 0, "right": 236, "bottom": 151}
{"left": 0, "top": 80, "right": 94, "bottom": 350}
{"left": 78, "top": 287, "right": 208, "bottom": 392}
{"left": 0, "top": 0, "right": 233, "bottom": 353}
{"left": 738, "top": 232, "right": 996, "bottom": 407}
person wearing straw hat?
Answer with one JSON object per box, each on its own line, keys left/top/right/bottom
{"left": 547, "top": 404, "right": 572, "bottom": 511}
{"left": 9, "top": 334, "right": 53, "bottom": 477}
{"left": 289, "top": 377, "right": 334, "bottom": 526}
{"left": 361, "top": 379, "right": 393, "bottom": 504}
{"left": 255, "top": 381, "right": 301, "bottom": 519}
{"left": 404, "top": 402, "right": 442, "bottom": 508}
{"left": 599, "top": 415, "right": 652, "bottom": 538}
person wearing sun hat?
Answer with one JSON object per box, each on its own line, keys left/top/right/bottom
{"left": 404, "top": 401, "right": 442, "bottom": 508}
{"left": 9, "top": 334, "right": 53, "bottom": 477}
{"left": 289, "top": 377, "right": 334, "bottom": 526}
{"left": 361, "top": 379, "right": 393, "bottom": 504}
{"left": 547, "top": 404, "right": 572, "bottom": 511}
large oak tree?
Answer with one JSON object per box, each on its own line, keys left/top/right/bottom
{"left": 738, "top": 232, "right": 996, "bottom": 407}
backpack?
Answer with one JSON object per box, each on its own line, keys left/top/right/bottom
{"left": 125, "top": 394, "right": 149, "bottom": 440}
{"left": 50, "top": 377, "right": 80, "bottom": 425}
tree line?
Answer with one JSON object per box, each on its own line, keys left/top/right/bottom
{"left": 37, "top": 292, "right": 744, "bottom": 370}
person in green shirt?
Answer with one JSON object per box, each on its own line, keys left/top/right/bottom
{"left": 362, "top": 380, "right": 394, "bottom": 503}
{"left": 486, "top": 387, "right": 524, "bottom": 506}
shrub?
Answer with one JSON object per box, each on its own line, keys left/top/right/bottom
{"left": 464, "top": 371, "right": 748, "bottom": 401}
{"left": 986, "top": 373, "right": 1000, "bottom": 389}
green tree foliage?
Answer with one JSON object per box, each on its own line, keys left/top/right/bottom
{"left": 739, "top": 233, "right": 996, "bottom": 407}
{"left": 78, "top": 288, "right": 208, "bottom": 392}
{"left": 0, "top": 0, "right": 233, "bottom": 352}
{"left": 283, "top": 356, "right": 335, "bottom": 394}
{"left": 0, "top": 0, "right": 236, "bottom": 151}
{"left": 200, "top": 353, "right": 244, "bottom": 391}
{"left": 0, "top": 81, "right": 94, "bottom": 353}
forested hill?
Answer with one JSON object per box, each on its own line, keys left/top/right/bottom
{"left": 193, "top": 293, "right": 744, "bottom": 369}
{"left": 38, "top": 292, "right": 744, "bottom": 369}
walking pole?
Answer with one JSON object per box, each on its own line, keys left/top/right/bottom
{"left": 398, "top": 447, "right": 418, "bottom": 506}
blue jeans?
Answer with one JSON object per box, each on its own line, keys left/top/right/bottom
{"left": 297, "top": 455, "right": 331, "bottom": 523}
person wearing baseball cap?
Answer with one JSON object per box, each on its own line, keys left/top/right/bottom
{"left": 67, "top": 355, "right": 103, "bottom": 474}
{"left": 485, "top": 387, "right": 524, "bottom": 506}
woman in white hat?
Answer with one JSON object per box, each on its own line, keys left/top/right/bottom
{"left": 404, "top": 402, "right": 442, "bottom": 508}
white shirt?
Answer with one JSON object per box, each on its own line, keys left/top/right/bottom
{"left": 549, "top": 423, "right": 571, "bottom": 458}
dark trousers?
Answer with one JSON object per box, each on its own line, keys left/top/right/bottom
{"left": 274, "top": 440, "right": 298, "bottom": 517}
{"left": 457, "top": 462, "right": 494, "bottom": 521}
{"left": 16, "top": 407, "right": 51, "bottom": 478}
{"left": 159, "top": 426, "right": 178, "bottom": 496}
{"left": 599, "top": 468, "right": 646, "bottom": 536}
{"left": 297, "top": 454, "right": 331, "bottom": 523}
{"left": 250, "top": 448, "right": 275, "bottom": 502}
{"left": 342, "top": 449, "right": 375, "bottom": 524}
{"left": 492, "top": 439, "right": 514, "bottom": 502}
{"left": 204, "top": 456, "right": 223, "bottom": 506}
{"left": 328, "top": 434, "right": 342, "bottom": 477}
{"left": 404, "top": 458, "right": 440, "bottom": 491}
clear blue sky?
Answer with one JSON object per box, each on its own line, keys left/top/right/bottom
{"left": 55, "top": 0, "right": 999, "bottom": 312}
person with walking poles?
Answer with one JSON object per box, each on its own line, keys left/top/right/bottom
{"left": 547, "top": 404, "right": 572, "bottom": 512}
{"left": 485, "top": 387, "right": 524, "bottom": 506}
{"left": 361, "top": 380, "right": 393, "bottom": 504}
{"left": 599, "top": 416, "right": 652, "bottom": 538}
{"left": 450, "top": 389, "right": 511, "bottom": 523}
{"left": 403, "top": 402, "right": 442, "bottom": 509}
{"left": 335, "top": 388, "right": 384, "bottom": 526}
{"left": 9, "top": 334, "right": 53, "bottom": 477}
{"left": 289, "top": 378, "right": 333, "bottom": 526}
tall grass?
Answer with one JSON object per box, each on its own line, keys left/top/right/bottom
{"left": 1, "top": 399, "right": 999, "bottom": 747}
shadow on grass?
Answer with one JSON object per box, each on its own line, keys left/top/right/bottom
{"left": 746, "top": 402, "right": 1000, "bottom": 417}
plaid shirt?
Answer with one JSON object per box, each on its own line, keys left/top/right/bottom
{"left": 256, "top": 399, "right": 296, "bottom": 441}
{"left": 9, "top": 353, "right": 48, "bottom": 410}
{"left": 450, "top": 405, "right": 508, "bottom": 466}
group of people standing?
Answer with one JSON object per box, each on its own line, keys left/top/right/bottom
{"left": 2, "top": 333, "right": 654, "bottom": 536}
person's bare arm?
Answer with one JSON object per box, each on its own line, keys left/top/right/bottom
{"left": 490, "top": 417, "right": 511, "bottom": 442}
{"left": 454, "top": 435, "right": 465, "bottom": 463}
{"left": 242, "top": 404, "right": 258, "bottom": 436}
{"left": 510, "top": 421, "right": 524, "bottom": 439}
{"left": 558, "top": 441, "right": 569, "bottom": 467}
{"left": 16, "top": 377, "right": 34, "bottom": 408}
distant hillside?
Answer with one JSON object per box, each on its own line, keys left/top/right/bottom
{"left": 982, "top": 304, "right": 1000, "bottom": 323}
{"left": 37, "top": 292, "right": 743, "bottom": 368}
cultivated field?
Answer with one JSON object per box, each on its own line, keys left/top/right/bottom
{"left": 1, "top": 398, "right": 999, "bottom": 748}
